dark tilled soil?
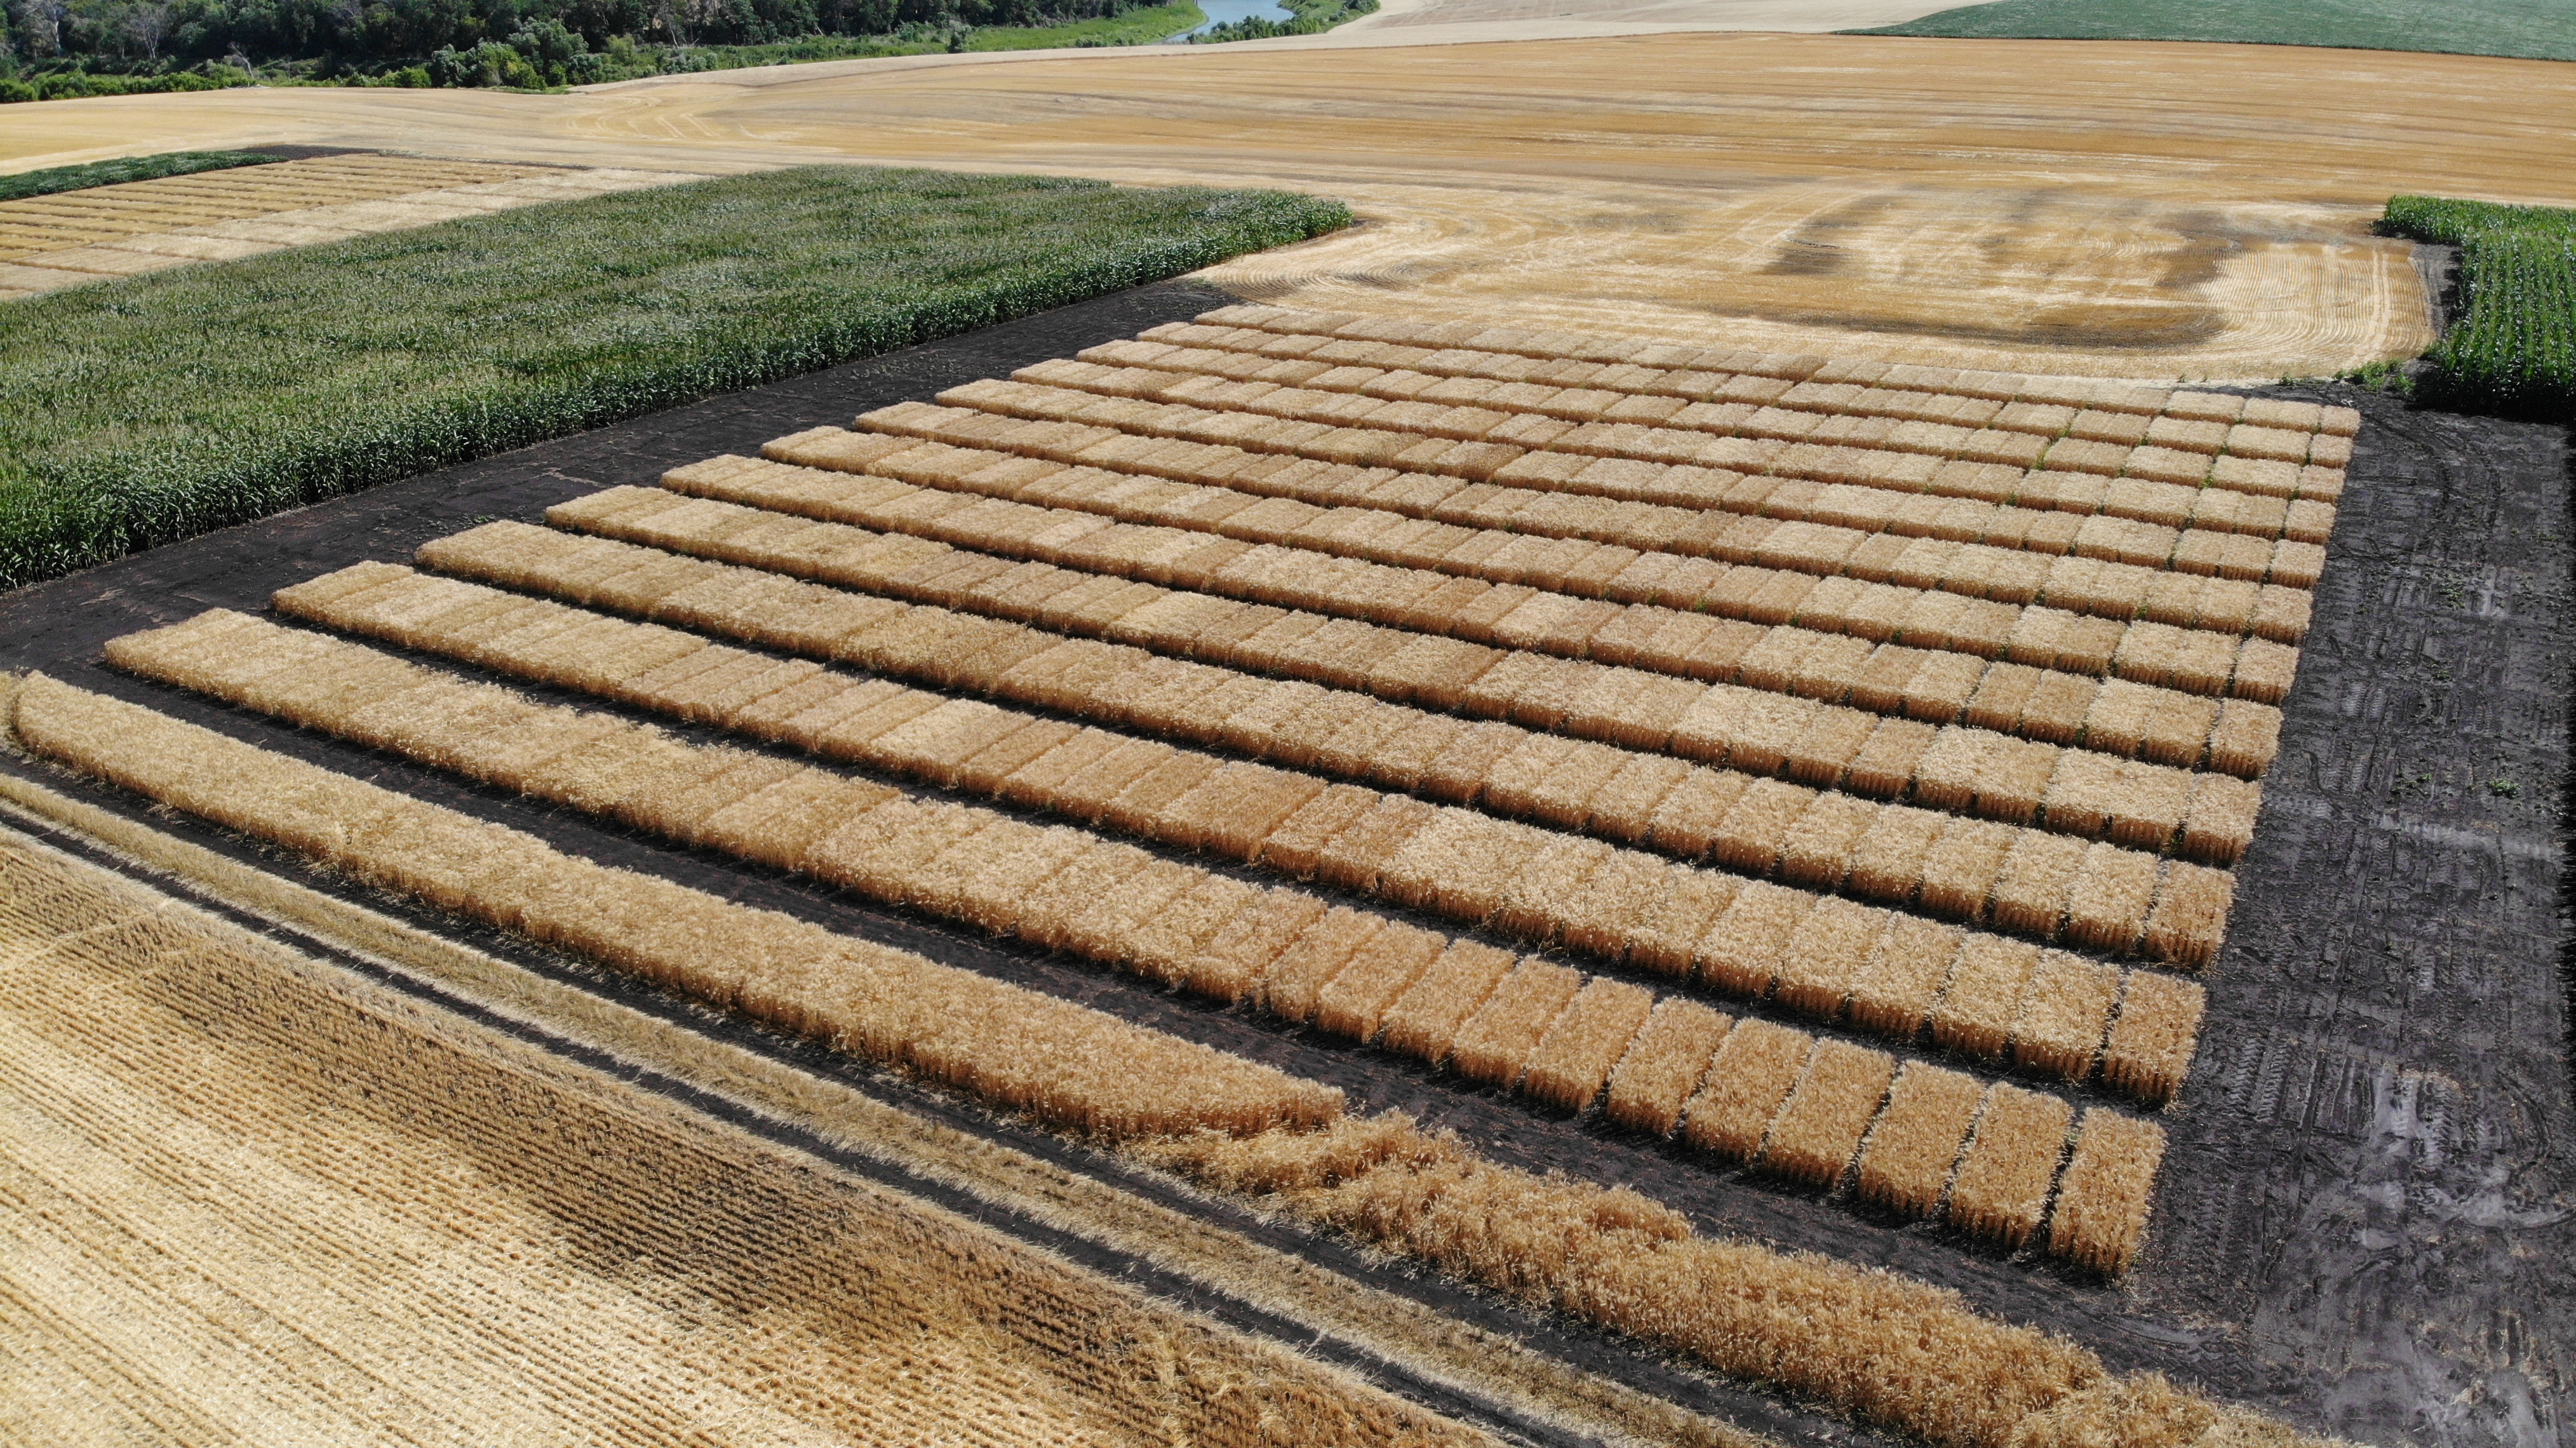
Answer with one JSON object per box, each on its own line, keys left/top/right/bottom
{"left": 3, "top": 292, "right": 2566, "bottom": 1448}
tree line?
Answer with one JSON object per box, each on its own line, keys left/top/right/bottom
{"left": 0, "top": 0, "right": 1159, "bottom": 85}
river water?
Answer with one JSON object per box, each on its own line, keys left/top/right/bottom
{"left": 1166, "top": 0, "right": 1295, "bottom": 39}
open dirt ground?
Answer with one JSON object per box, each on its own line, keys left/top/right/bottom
{"left": 6, "top": 34, "right": 2573, "bottom": 381}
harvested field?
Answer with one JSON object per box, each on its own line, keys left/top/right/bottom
{"left": 0, "top": 152, "right": 621, "bottom": 288}
{"left": 26, "top": 32, "right": 2576, "bottom": 382}
{"left": 0, "top": 828, "right": 1499, "bottom": 1447}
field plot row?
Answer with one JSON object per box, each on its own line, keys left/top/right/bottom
{"left": 942, "top": 375, "right": 2338, "bottom": 591}
{"left": 520, "top": 487, "right": 2262, "bottom": 874}
{"left": 662, "top": 453, "right": 2290, "bottom": 774}
{"left": 1180, "top": 306, "right": 2360, "bottom": 478}
{"left": 101, "top": 609, "right": 2174, "bottom": 1273}
{"left": 269, "top": 553, "right": 2219, "bottom": 1050}
{"left": 824, "top": 405, "right": 2321, "bottom": 653}
{"left": 12, "top": 678, "right": 2266, "bottom": 1448}
{"left": 434, "top": 513, "right": 2255, "bottom": 913}
{"left": 0, "top": 155, "right": 539, "bottom": 261}
{"left": 11, "top": 673, "right": 1336, "bottom": 1140}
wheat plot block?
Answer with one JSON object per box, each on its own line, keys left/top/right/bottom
{"left": 1771, "top": 895, "right": 1884, "bottom": 1019}
{"left": 1929, "top": 934, "right": 2040, "bottom": 1059}
{"left": 1602, "top": 999, "right": 1736, "bottom": 1136}
{"left": 1761, "top": 1040, "right": 1898, "bottom": 1190}
{"left": 2102, "top": 970, "right": 2207, "bottom": 1104}
{"left": 1189, "top": 890, "right": 1331, "bottom": 1003}
{"left": 1262, "top": 906, "right": 1390, "bottom": 1024}
{"left": 1712, "top": 777, "right": 1815, "bottom": 873}
{"left": 1312, "top": 923, "right": 1451, "bottom": 1042}
{"left": 1379, "top": 941, "right": 1521, "bottom": 1066}
{"left": 2063, "top": 842, "right": 2158, "bottom": 951}
{"left": 1989, "top": 831, "right": 2088, "bottom": 937}
{"left": 2144, "top": 862, "right": 2236, "bottom": 967}
{"left": 1629, "top": 871, "right": 1743, "bottom": 977}
{"left": 2011, "top": 951, "right": 2121, "bottom": 1080}
{"left": 1855, "top": 1062, "right": 1983, "bottom": 1216}
{"left": 1777, "top": 793, "right": 1879, "bottom": 890}
{"left": 1917, "top": 817, "right": 2016, "bottom": 920}
{"left": 1698, "top": 880, "right": 1815, "bottom": 996}
{"left": 1124, "top": 873, "right": 1266, "bottom": 987}
{"left": 1846, "top": 914, "right": 1962, "bottom": 1038}
{"left": 1520, "top": 977, "right": 1658, "bottom": 1111}
{"left": 1680, "top": 1017, "right": 1815, "bottom": 1161}
{"left": 1448, "top": 960, "right": 1586, "bottom": 1087}
{"left": 2047, "top": 1111, "right": 2167, "bottom": 1275}
{"left": 1947, "top": 1083, "right": 2074, "bottom": 1247}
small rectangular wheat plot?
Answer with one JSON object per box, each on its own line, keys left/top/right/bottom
{"left": 2046, "top": 1109, "right": 2170, "bottom": 1277}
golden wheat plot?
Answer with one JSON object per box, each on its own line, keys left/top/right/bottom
{"left": 695, "top": 434, "right": 2303, "bottom": 718}
{"left": 93, "top": 303, "right": 2291, "bottom": 1284}
{"left": 0, "top": 833, "right": 1499, "bottom": 1448}
{"left": 491, "top": 498, "right": 2265, "bottom": 881}
{"left": 6, "top": 674, "right": 1337, "bottom": 1140}
{"left": 215, "top": 585, "right": 2201, "bottom": 1103}
{"left": 99, "top": 612, "right": 2167, "bottom": 1257}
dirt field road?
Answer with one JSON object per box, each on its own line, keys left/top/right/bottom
{"left": 8, "top": 34, "right": 2573, "bottom": 380}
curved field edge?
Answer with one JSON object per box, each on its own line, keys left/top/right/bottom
{"left": 2, "top": 669, "right": 2343, "bottom": 1448}
{"left": 0, "top": 164, "right": 1352, "bottom": 592}
{"left": 1844, "top": 0, "right": 2576, "bottom": 64}
{"left": 2379, "top": 195, "right": 2576, "bottom": 422}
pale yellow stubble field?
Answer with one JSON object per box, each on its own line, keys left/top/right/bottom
{"left": 10, "top": 32, "right": 2575, "bottom": 379}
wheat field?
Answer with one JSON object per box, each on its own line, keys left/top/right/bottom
{"left": 3, "top": 299, "right": 2349, "bottom": 1447}
{"left": 72, "top": 302, "right": 2298, "bottom": 1283}
{"left": 0, "top": 155, "right": 697, "bottom": 298}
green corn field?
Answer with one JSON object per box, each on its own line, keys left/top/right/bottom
{"left": 2384, "top": 194, "right": 2576, "bottom": 423}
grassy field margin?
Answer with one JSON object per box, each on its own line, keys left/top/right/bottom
{"left": 0, "top": 165, "right": 1347, "bottom": 591}
{"left": 1848, "top": 0, "right": 2576, "bottom": 62}
{"left": 0, "top": 151, "right": 287, "bottom": 201}
{"left": 2380, "top": 196, "right": 2576, "bottom": 422}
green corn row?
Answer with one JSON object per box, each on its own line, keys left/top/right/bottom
{"left": 2384, "top": 195, "right": 2576, "bottom": 423}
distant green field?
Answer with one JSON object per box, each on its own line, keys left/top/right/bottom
{"left": 1850, "top": 0, "right": 2576, "bottom": 62}
{"left": 0, "top": 166, "right": 1348, "bottom": 589}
